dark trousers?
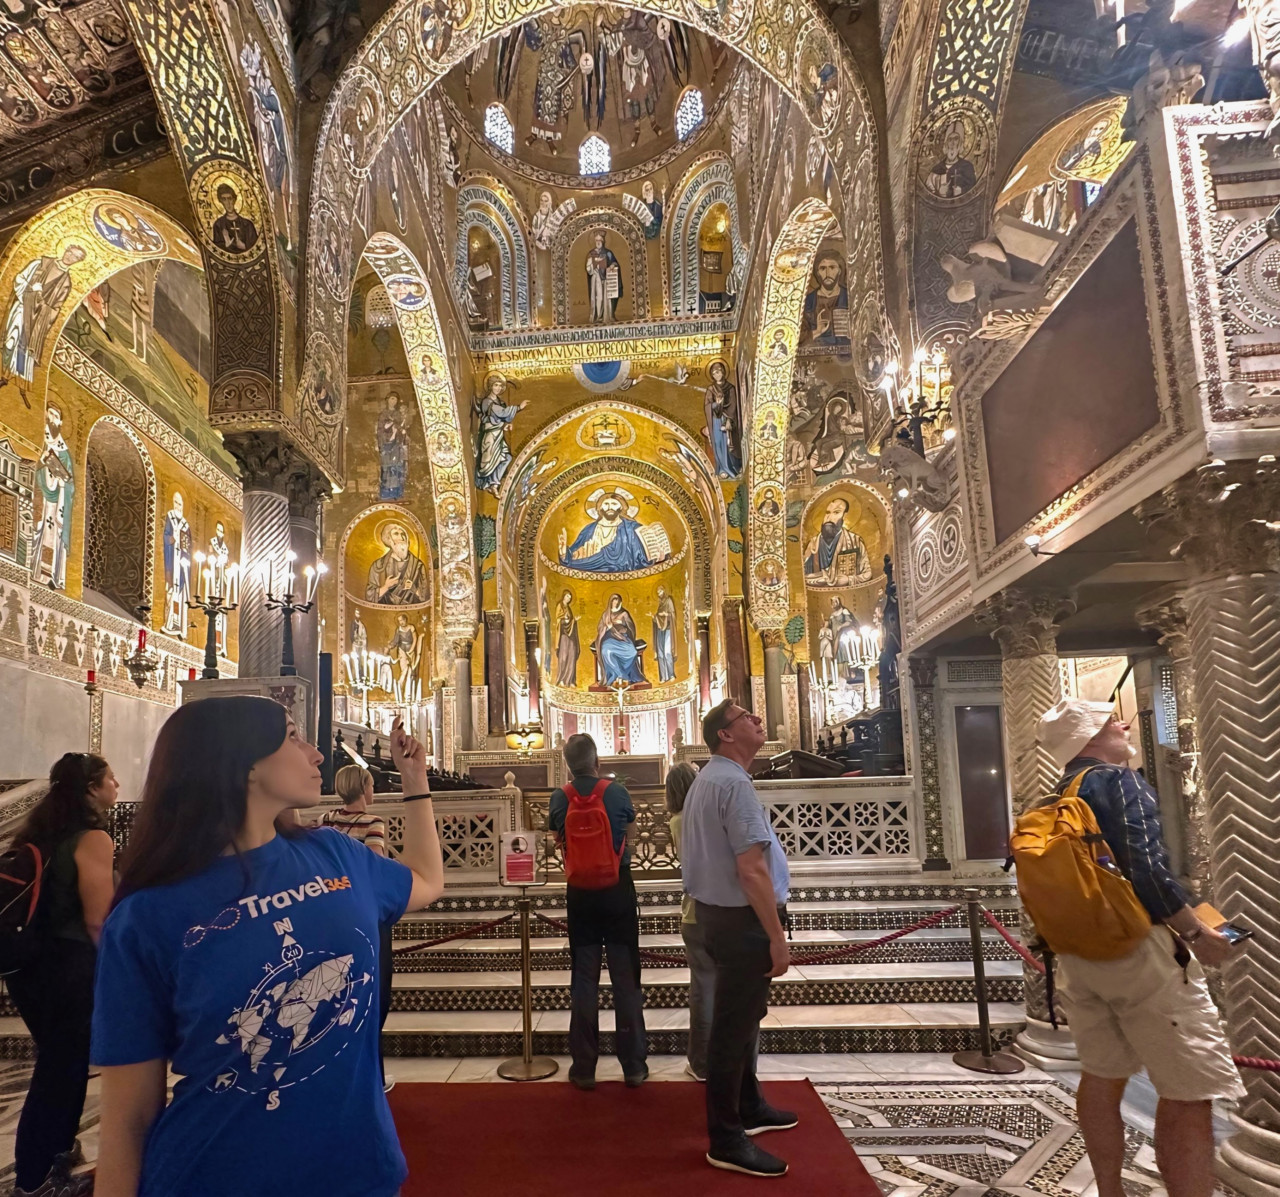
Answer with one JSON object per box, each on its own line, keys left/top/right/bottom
{"left": 566, "top": 873, "right": 646, "bottom": 1078}
{"left": 7, "top": 939, "right": 96, "bottom": 1190}
{"left": 569, "top": 942, "right": 647, "bottom": 1078}
{"left": 697, "top": 902, "right": 776, "bottom": 1153}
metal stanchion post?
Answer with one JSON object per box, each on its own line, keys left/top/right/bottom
{"left": 953, "top": 887, "right": 1024, "bottom": 1075}
{"left": 498, "top": 887, "right": 558, "bottom": 1081}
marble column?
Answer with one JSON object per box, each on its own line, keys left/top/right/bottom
{"left": 908, "top": 657, "right": 950, "bottom": 870}
{"left": 761, "top": 628, "right": 786, "bottom": 742}
{"left": 483, "top": 611, "right": 507, "bottom": 737}
{"left": 796, "top": 665, "right": 814, "bottom": 752}
{"left": 696, "top": 614, "right": 712, "bottom": 711}
{"left": 451, "top": 638, "right": 475, "bottom": 755}
{"left": 225, "top": 433, "right": 296, "bottom": 680}
{"left": 975, "top": 587, "right": 1078, "bottom": 1069}
{"left": 1136, "top": 590, "right": 1208, "bottom": 898}
{"left": 1139, "top": 461, "right": 1280, "bottom": 1196}
{"left": 524, "top": 620, "right": 542, "bottom": 722}
{"left": 286, "top": 467, "right": 328, "bottom": 735}
{"left": 722, "top": 597, "right": 750, "bottom": 710}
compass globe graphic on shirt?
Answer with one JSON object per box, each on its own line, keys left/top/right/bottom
{"left": 203, "top": 919, "right": 377, "bottom": 1110}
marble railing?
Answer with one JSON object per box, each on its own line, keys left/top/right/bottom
{"left": 103, "top": 772, "right": 919, "bottom": 888}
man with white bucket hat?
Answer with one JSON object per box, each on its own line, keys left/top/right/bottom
{"left": 1033, "top": 697, "right": 1244, "bottom": 1197}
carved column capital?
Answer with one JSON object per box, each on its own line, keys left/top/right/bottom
{"left": 908, "top": 656, "right": 938, "bottom": 690}
{"left": 450, "top": 637, "right": 474, "bottom": 661}
{"left": 974, "top": 589, "right": 1076, "bottom": 659}
{"left": 523, "top": 619, "right": 540, "bottom": 643}
{"left": 285, "top": 463, "right": 332, "bottom": 520}
{"left": 696, "top": 613, "right": 711, "bottom": 635}
{"left": 761, "top": 628, "right": 786, "bottom": 650}
{"left": 483, "top": 610, "right": 505, "bottom": 631}
{"left": 1136, "top": 460, "right": 1280, "bottom": 581}
{"left": 1136, "top": 589, "right": 1192, "bottom": 663}
{"left": 224, "top": 431, "right": 298, "bottom": 495}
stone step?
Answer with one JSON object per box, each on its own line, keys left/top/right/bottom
{"left": 375, "top": 1002, "right": 1026, "bottom": 1058}
{"left": 388, "top": 959, "right": 1023, "bottom": 1011}
{"left": 392, "top": 927, "right": 1020, "bottom": 972}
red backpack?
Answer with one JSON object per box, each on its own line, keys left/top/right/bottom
{"left": 562, "top": 779, "right": 623, "bottom": 890}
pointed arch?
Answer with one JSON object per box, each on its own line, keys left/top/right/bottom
{"left": 668, "top": 155, "right": 749, "bottom": 317}
{"left": 82, "top": 415, "right": 158, "bottom": 619}
{"left": 453, "top": 181, "right": 532, "bottom": 329}
{"left": 0, "top": 190, "right": 201, "bottom": 424}
{"left": 551, "top": 207, "right": 650, "bottom": 326}
{"left": 302, "top": 0, "right": 887, "bottom": 480}
{"left": 745, "top": 198, "right": 839, "bottom": 629}
{"left": 358, "top": 233, "right": 477, "bottom": 638}
{"left": 119, "top": 0, "right": 287, "bottom": 421}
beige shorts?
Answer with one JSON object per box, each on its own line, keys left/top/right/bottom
{"left": 1056, "top": 927, "right": 1245, "bottom": 1103}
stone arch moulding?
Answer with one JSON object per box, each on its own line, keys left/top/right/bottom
{"left": 357, "top": 232, "right": 478, "bottom": 638}
{"left": 551, "top": 207, "right": 650, "bottom": 326}
{"left": 337, "top": 501, "right": 435, "bottom": 657}
{"left": 119, "top": 0, "right": 286, "bottom": 422}
{"left": 495, "top": 401, "right": 729, "bottom": 619}
{"left": 301, "top": 0, "right": 887, "bottom": 479}
{"left": 453, "top": 183, "right": 533, "bottom": 329}
{"left": 0, "top": 189, "right": 202, "bottom": 413}
{"left": 82, "top": 414, "right": 158, "bottom": 615}
{"left": 907, "top": 0, "right": 1028, "bottom": 344}
{"left": 513, "top": 454, "right": 716, "bottom": 623}
{"left": 745, "top": 197, "right": 839, "bottom": 629}
{"left": 668, "top": 154, "right": 749, "bottom": 316}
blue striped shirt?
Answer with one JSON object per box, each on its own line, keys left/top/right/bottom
{"left": 1061, "top": 756, "right": 1192, "bottom": 921}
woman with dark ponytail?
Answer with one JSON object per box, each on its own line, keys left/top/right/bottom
{"left": 91, "top": 696, "right": 444, "bottom": 1197}
{"left": 8, "top": 751, "right": 119, "bottom": 1197}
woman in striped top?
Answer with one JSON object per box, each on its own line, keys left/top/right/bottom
{"left": 323, "top": 764, "right": 394, "bottom": 1088}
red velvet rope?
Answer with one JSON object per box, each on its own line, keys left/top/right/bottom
{"left": 391, "top": 911, "right": 516, "bottom": 955}
{"left": 974, "top": 908, "right": 1280, "bottom": 1073}
{"left": 979, "top": 906, "right": 1047, "bottom": 974}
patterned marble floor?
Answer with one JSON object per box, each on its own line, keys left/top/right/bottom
{"left": 0, "top": 1055, "right": 1239, "bottom": 1197}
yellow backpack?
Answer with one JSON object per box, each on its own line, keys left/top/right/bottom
{"left": 1009, "top": 769, "right": 1151, "bottom": 961}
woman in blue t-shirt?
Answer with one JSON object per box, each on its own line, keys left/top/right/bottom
{"left": 91, "top": 696, "right": 444, "bottom": 1197}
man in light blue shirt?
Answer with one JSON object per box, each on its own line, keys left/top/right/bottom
{"left": 680, "top": 699, "right": 796, "bottom": 1179}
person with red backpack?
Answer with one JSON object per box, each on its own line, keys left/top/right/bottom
{"left": 547, "top": 733, "right": 647, "bottom": 1089}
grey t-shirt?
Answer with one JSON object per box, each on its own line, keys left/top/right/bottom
{"left": 679, "top": 754, "right": 789, "bottom": 907}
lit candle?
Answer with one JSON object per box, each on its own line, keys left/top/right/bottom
{"left": 203, "top": 568, "right": 213, "bottom": 601}
{"left": 303, "top": 565, "right": 316, "bottom": 604}
{"left": 137, "top": 627, "right": 147, "bottom": 652}
{"left": 188, "top": 667, "right": 196, "bottom": 681}
{"left": 87, "top": 668, "right": 96, "bottom": 685}
{"left": 227, "top": 564, "right": 240, "bottom": 606}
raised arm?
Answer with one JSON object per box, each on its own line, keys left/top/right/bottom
{"left": 390, "top": 717, "right": 445, "bottom": 909}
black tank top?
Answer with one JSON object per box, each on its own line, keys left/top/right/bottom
{"left": 42, "top": 831, "right": 92, "bottom": 944}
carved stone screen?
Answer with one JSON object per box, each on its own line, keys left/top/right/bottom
{"left": 982, "top": 220, "right": 1160, "bottom": 544}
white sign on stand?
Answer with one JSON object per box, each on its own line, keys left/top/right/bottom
{"left": 500, "top": 832, "right": 538, "bottom": 886}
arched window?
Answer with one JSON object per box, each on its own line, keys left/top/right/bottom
{"left": 484, "top": 104, "right": 515, "bottom": 154}
{"left": 579, "top": 134, "right": 611, "bottom": 177}
{"left": 83, "top": 421, "right": 151, "bottom": 619}
{"left": 675, "top": 88, "right": 705, "bottom": 141}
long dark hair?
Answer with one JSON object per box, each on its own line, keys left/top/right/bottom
{"left": 116, "top": 696, "right": 290, "bottom": 900}
{"left": 13, "top": 752, "right": 109, "bottom": 851}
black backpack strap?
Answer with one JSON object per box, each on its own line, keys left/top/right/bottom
{"left": 1043, "top": 949, "right": 1058, "bottom": 1030}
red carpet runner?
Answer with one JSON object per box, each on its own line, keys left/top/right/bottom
{"left": 390, "top": 1079, "right": 879, "bottom": 1195}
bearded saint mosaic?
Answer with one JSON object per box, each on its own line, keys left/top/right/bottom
{"left": 557, "top": 486, "right": 671, "bottom": 574}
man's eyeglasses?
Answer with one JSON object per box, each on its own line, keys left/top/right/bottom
{"left": 722, "top": 708, "right": 749, "bottom": 731}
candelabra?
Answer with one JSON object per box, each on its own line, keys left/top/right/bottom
{"left": 880, "top": 346, "right": 954, "bottom": 455}
{"left": 257, "top": 551, "right": 326, "bottom": 677}
{"left": 188, "top": 554, "right": 240, "bottom": 680}
{"left": 819, "top": 622, "right": 883, "bottom": 719}
{"left": 343, "top": 649, "right": 389, "bottom": 726}
{"left": 124, "top": 609, "right": 160, "bottom": 690}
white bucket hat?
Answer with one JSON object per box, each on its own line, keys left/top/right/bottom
{"left": 1036, "top": 698, "right": 1115, "bottom": 773}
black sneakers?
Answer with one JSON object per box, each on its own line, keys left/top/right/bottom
{"left": 624, "top": 1064, "right": 650, "bottom": 1088}
{"left": 744, "top": 1104, "right": 800, "bottom": 1136}
{"left": 706, "top": 1139, "right": 789, "bottom": 1178}
{"left": 569, "top": 1073, "right": 596, "bottom": 1091}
